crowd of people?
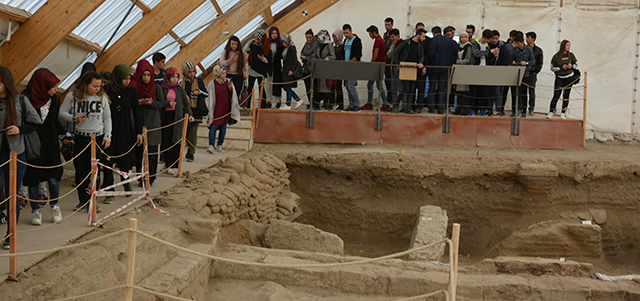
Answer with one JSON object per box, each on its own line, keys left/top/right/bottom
{"left": 239, "top": 19, "right": 579, "bottom": 119}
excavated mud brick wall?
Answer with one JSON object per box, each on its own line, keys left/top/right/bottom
{"left": 158, "top": 153, "right": 300, "bottom": 226}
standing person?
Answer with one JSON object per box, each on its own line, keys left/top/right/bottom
{"left": 133, "top": 60, "right": 167, "bottom": 187}
{"left": 280, "top": 34, "right": 304, "bottom": 110}
{"left": 342, "top": 24, "right": 363, "bottom": 112}
{"left": 455, "top": 33, "right": 472, "bottom": 115}
{"left": 220, "top": 36, "right": 249, "bottom": 101}
{"left": 244, "top": 29, "right": 272, "bottom": 109}
{"left": 486, "top": 30, "right": 509, "bottom": 116}
{"left": 314, "top": 29, "right": 336, "bottom": 110}
{"left": 393, "top": 28, "right": 427, "bottom": 114}
{"left": 386, "top": 28, "right": 403, "bottom": 109}
{"left": 466, "top": 25, "right": 475, "bottom": 41}
{"left": 268, "top": 27, "right": 284, "bottom": 108}
{"left": 361, "top": 25, "right": 390, "bottom": 111}
{"left": 383, "top": 18, "right": 395, "bottom": 107}
{"left": 301, "top": 29, "right": 320, "bottom": 106}
{"left": 501, "top": 30, "right": 519, "bottom": 112}
{"left": 152, "top": 52, "right": 167, "bottom": 84}
{"left": 428, "top": 26, "right": 458, "bottom": 114}
{"left": 206, "top": 66, "right": 238, "bottom": 153}
{"left": 526, "top": 32, "right": 543, "bottom": 116}
{"left": 332, "top": 29, "right": 345, "bottom": 110}
{"left": 22, "top": 69, "right": 66, "bottom": 225}
{"left": 181, "top": 62, "right": 208, "bottom": 162}
{"left": 509, "top": 34, "right": 535, "bottom": 118}
{"left": 412, "top": 23, "right": 431, "bottom": 113}
{"left": 547, "top": 40, "right": 578, "bottom": 120}
{"left": 59, "top": 72, "right": 110, "bottom": 214}
{"left": 160, "top": 67, "right": 193, "bottom": 174}
{"left": 468, "top": 29, "right": 498, "bottom": 116}
{"left": 103, "top": 64, "right": 143, "bottom": 202}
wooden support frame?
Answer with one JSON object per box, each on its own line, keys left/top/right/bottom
{"left": 0, "top": 3, "right": 31, "bottom": 23}
{"left": 66, "top": 33, "right": 102, "bottom": 53}
{"left": 210, "top": 0, "right": 224, "bottom": 15}
{"left": 168, "top": 30, "right": 188, "bottom": 48}
{"left": 1, "top": 0, "right": 105, "bottom": 85}
{"left": 131, "top": 0, "right": 151, "bottom": 14}
{"left": 94, "top": 0, "right": 203, "bottom": 74}
{"left": 263, "top": 6, "right": 274, "bottom": 25}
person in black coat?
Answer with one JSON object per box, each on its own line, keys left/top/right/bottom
{"left": 280, "top": 34, "right": 304, "bottom": 110}
{"left": 428, "top": 26, "right": 458, "bottom": 114}
{"left": 22, "top": 69, "right": 67, "bottom": 225}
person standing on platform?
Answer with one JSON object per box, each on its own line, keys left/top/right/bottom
{"left": 361, "top": 25, "right": 390, "bottom": 111}
{"left": 181, "top": 61, "right": 208, "bottom": 162}
{"left": 268, "top": 27, "right": 284, "bottom": 108}
{"left": 468, "top": 29, "right": 498, "bottom": 116}
{"left": 383, "top": 18, "right": 395, "bottom": 107}
{"left": 393, "top": 28, "right": 427, "bottom": 114}
{"left": 455, "top": 33, "right": 472, "bottom": 116}
{"left": 412, "top": 23, "right": 430, "bottom": 113}
{"left": 547, "top": 40, "right": 578, "bottom": 120}
{"left": 386, "top": 29, "right": 403, "bottom": 110}
{"left": 206, "top": 66, "right": 238, "bottom": 153}
{"left": 245, "top": 29, "right": 272, "bottom": 109}
{"left": 280, "top": 34, "right": 304, "bottom": 110}
{"left": 509, "top": 34, "right": 535, "bottom": 118}
{"left": 314, "top": 29, "right": 336, "bottom": 110}
{"left": 301, "top": 29, "right": 320, "bottom": 107}
{"left": 332, "top": 29, "right": 345, "bottom": 111}
{"left": 221, "top": 36, "right": 249, "bottom": 101}
{"left": 342, "top": 24, "right": 363, "bottom": 112}
{"left": 428, "top": 26, "right": 458, "bottom": 114}
{"left": 526, "top": 32, "right": 543, "bottom": 116}
{"left": 160, "top": 67, "right": 193, "bottom": 175}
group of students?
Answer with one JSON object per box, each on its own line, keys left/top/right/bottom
{"left": 0, "top": 53, "right": 238, "bottom": 249}
{"left": 243, "top": 19, "right": 578, "bottom": 119}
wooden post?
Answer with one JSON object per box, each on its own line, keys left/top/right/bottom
{"left": 142, "top": 127, "right": 150, "bottom": 191}
{"left": 583, "top": 72, "right": 588, "bottom": 144}
{"left": 177, "top": 114, "right": 189, "bottom": 178}
{"left": 90, "top": 134, "right": 97, "bottom": 224}
{"left": 256, "top": 80, "right": 265, "bottom": 129}
{"left": 8, "top": 152, "right": 17, "bottom": 277}
{"left": 124, "top": 218, "right": 138, "bottom": 301}
{"left": 448, "top": 223, "right": 461, "bottom": 301}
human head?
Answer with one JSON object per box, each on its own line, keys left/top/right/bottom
{"left": 415, "top": 28, "right": 427, "bottom": 42}
{"left": 305, "top": 28, "right": 315, "bottom": 44}
{"left": 514, "top": 34, "right": 525, "bottom": 49}
{"left": 444, "top": 26, "right": 455, "bottom": 38}
{"left": 281, "top": 33, "right": 293, "bottom": 48}
{"left": 226, "top": 36, "right": 241, "bottom": 52}
{"left": 342, "top": 24, "right": 353, "bottom": 39}
{"left": 432, "top": 26, "right": 442, "bottom": 35}
{"left": 509, "top": 30, "right": 518, "bottom": 40}
{"left": 332, "top": 29, "right": 344, "bottom": 46}
{"left": 316, "top": 29, "right": 332, "bottom": 45}
{"left": 213, "top": 65, "right": 227, "bottom": 81}
{"left": 165, "top": 67, "right": 180, "bottom": 85}
{"left": 75, "top": 71, "right": 103, "bottom": 101}
{"left": 367, "top": 25, "right": 379, "bottom": 39}
{"left": 526, "top": 31, "right": 537, "bottom": 45}
{"left": 152, "top": 52, "right": 166, "bottom": 70}
{"left": 390, "top": 28, "right": 400, "bottom": 44}
{"left": 459, "top": 33, "right": 468, "bottom": 44}
{"left": 559, "top": 40, "right": 571, "bottom": 53}
{"left": 491, "top": 30, "right": 500, "bottom": 45}
{"left": 0, "top": 66, "right": 17, "bottom": 127}
{"left": 24, "top": 68, "right": 60, "bottom": 107}
{"left": 415, "top": 22, "right": 425, "bottom": 30}
{"left": 182, "top": 61, "right": 196, "bottom": 79}
{"left": 269, "top": 27, "right": 281, "bottom": 42}
{"left": 480, "top": 29, "right": 493, "bottom": 43}
{"left": 108, "top": 64, "right": 134, "bottom": 93}
{"left": 466, "top": 25, "right": 475, "bottom": 38}
{"left": 100, "top": 71, "right": 110, "bottom": 87}
{"left": 384, "top": 17, "right": 394, "bottom": 33}
{"left": 254, "top": 29, "right": 266, "bottom": 42}
{"left": 81, "top": 62, "right": 97, "bottom": 76}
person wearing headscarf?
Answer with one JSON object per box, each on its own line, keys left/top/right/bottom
{"left": 301, "top": 29, "right": 320, "bottom": 105}
{"left": 22, "top": 69, "right": 66, "bottom": 225}
{"left": 268, "top": 27, "right": 284, "bottom": 108}
{"left": 280, "top": 33, "right": 303, "bottom": 110}
{"left": 244, "top": 29, "right": 272, "bottom": 109}
{"left": 332, "top": 29, "right": 346, "bottom": 110}
{"left": 132, "top": 60, "right": 167, "bottom": 187}
{"left": 313, "top": 29, "right": 336, "bottom": 110}
{"left": 160, "top": 67, "right": 192, "bottom": 174}
{"left": 103, "top": 64, "right": 143, "bottom": 203}
{"left": 205, "top": 66, "right": 238, "bottom": 153}
{"left": 181, "top": 61, "right": 208, "bottom": 162}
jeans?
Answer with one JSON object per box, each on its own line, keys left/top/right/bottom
{"left": 29, "top": 178, "right": 59, "bottom": 210}
{"left": 549, "top": 76, "right": 574, "bottom": 113}
{"left": 366, "top": 80, "right": 389, "bottom": 106}
{"left": 1, "top": 152, "right": 26, "bottom": 236}
{"left": 427, "top": 72, "right": 448, "bottom": 111}
{"left": 345, "top": 80, "right": 360, "bottom": 109}
{"left": 208, "top": 123, "right": 227, "bottom": 147}
{"left": 283, "top": 84, "right": 300, "bottom": 106}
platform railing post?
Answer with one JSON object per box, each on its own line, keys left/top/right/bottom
{"left": 177, "top": 114, "right": 189, "bottom": 178}
{"left": 124, "top": 218, "right": 138, "bottom": 301}
{"left": 90, "top": 134, "right": 97, "bottom": 224}
{"left": 8, "top": 152, "right": 17, "bottom": 277}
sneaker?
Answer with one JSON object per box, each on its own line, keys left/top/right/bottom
{"left": 437, "top": 110, "right": 444, "bottom": 115}
{"left": 402, "top": 108, "right": 417, "bottom": 115}
{"left": 19, "top": 197, "right": 26, "bottom": 210}
{"left": 0, "top": 212, "right": 7, "bottom": 224}
{"left": 185, "top": 154, "right": 194, "bottom": 162}
{"left": 216, "top": 145, "right": 224, "bottom": 152}
{"left": 207, "top": 145, "right": 215, "bottom": 154}
{"left": 124, "top": 183, "right": 132, "bottom": 197}
{"left": 509, "top": 113, "right": 516, "bottom": 118}
{"left": 164, "top": 166, "right": 176, "bottom": 175}
{"left": 380, "top": 104, "right": 391, "bottom": 111}
{"left": 415, "top": 109, "right": 422, "bottom": 114}
{"left": 279, "top": 104, "right": 291, "bottom": 110}
{"left": 528, "top": 108, "right": 534, "bottom": 115}
{"left": 546, "top": 112, "right": 553, "bottom": 119}
{"left": 449, "top": 107, "right": 456, "bottom": 114}
{"left": 360, "top": 103, "right": 374, "bottom": 110}
{"left": 104, "top": 196, "right": 115, "bottom": 204}
{"left": 344, "top": 107, "right": 360, "bottom": 112}
{"left": 521, "top": 113, "right": 527, "bottom": 118}
{"left": 95, "top": 206, "right": 102, "bottom": 213}
{"left": 31, "top": 209, "right": 42, "bottom": 225}
{"left": 51, "top": 205, "right": 62, "bottom": 223}
{"left": 294, "top": 100, "right": 304, "bottom": 109}
{"left": 3, "top": 239, "right": 9, "bottom": 250}
{"left": 492, "top": 110, "right": 500, "bottom": 117}
{"left": 331, "top": 104, "right": 340, "bottom": 111}
{"left": 74, "top": 203, "right": 85, "bottom": 211}
{"left": 479, "top": 110, "right": 485, "bottom": 117}
{"left": 560, "top": 113, "right": 566, "bottom": 119}
{"left": 499, "top": 110, "right": 505, "bottom": 116}
{"left": 468, "top": 110, "right": 475, "bottom": 116}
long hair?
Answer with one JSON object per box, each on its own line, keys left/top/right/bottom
{"left": 224, "top": 36, "right": 244, "bottom": 74}
{"left": 557, "top": 40, "right": 571, "bottom": 66}
{"left": 261, "top": 33, "right": 270, "bottom": 56}
{"left": 74, "top": 71, "right": 108, "bottom": 103}
{"left": 0, "top": 65, "right": 18, "bottom": 128}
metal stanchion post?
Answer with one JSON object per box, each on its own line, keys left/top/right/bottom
{"left": 124, "top": 218, "right": 138, "bottom": 301}
{"left": 177, "top": 114, "right": 189, "bottom": 178}
{"left": 9, "top": 152, "right": 17, "bottom": 277}
{"left": 90, "top": 134, "right": 97, "bottom": 224}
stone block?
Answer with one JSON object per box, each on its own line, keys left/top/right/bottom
{"left": 264, "top": 220, "right": 344, "bottom": 255}
{"left": 407, "top": 205, "right": 448, "bottom": 261}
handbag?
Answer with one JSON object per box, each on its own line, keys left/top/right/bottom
{"left": 19, "top": 95, "right": 41, "bottom": 161}
{"left": 292, "top": 61, "right": 304, "bottom": 80}
{"left": 239, "top": 79, "right": 251, "bottom": 108}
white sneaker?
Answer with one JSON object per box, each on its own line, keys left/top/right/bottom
{"left": 206, "top": 145, "right": 215, "bottom": 154}
{"left": 279, "top": 104, "right": 291, "bottom": 110}
{"left": 546, "top": 112, "right": 553, "bottom": 119}
{"left": 294, "top": 100, "right": 304, "bottom": 109}
{"left": 31, "top": 210, "right": 42, "bottom": 225}
{"left": 216, "top": 145, "right": 224, "bottom": 152}
{"left": 51, "top": 205, "right": 62, "bottom": 223}
{"left": 560, "top": 113, "right": 566, "bottom": 120}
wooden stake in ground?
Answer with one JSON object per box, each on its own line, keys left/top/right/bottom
{"left": 177, "top": 114, "right": 189, "bottom": 178}
{"left": 124, "top": 218, "right": 138, "bottom": 301}
{"left": 9, "top": 151, "right": 17, "bottom": 277}
{"left": 583, "top": 72, "right": 588, "bottom": 144}
{"left": 449, "top": 223, "right": 461, "bottom": 301}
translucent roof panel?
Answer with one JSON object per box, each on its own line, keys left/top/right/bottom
{"left": 73, "top": 0, "right": 144, "bottom": 48}
{"left": 172, "top": 1, "right": 218, "bottom": 45}
{"left": 144, "top": 0, "right": 162, "bottom": 10}
{"left": 219, "top": 0, "right": 241, "bottom": 13}
{"left": 200, "top": 15, "right": 264, "bottom": 69}
{"left": 271, "top": 0, "right": 296, "bottom": 15}
{"left": 0, "top": 0, "right": 47, "bottom": 14}
{"left": 59, "top": 53, "right": 97, "bottom": 90}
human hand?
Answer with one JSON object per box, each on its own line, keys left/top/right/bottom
{"left": 325, "top": 57, "right": 330, "bottom": 61}
{"left": 6, "top": 125, "right": 19, "bottom": 136}
{"left": 520, "top": 61, "right": 527, "bottom": 66}
{"left": 421, "top": 69, "right": 427, "bottom": 76}
{"left": 169, "top": 101, "right": 176, "bottom": 108}
{"left": 301, "top": 55, "right": 306, "bottom": 61}
{"left": 243, "top": 73, "right": 249, "bottom": 79}
{"left": 258, "top": 54, "right": 264, "bottom": 60}
{"left": 288, "top": 71, "right": 293, "bottom": 76}
{"left": 76, "top": 114, "right": 87, "bottom": 123}
{"left": 193, "top": 90, "right": 200, "bottom": 96}
{"left": 188, "top": 116, "right": 195, "bottom": 122}
{"left": 512, "top": 61, "right": 516, "bottom": 66}
{"left": 417, "top": 63, "right": 424, "bottom": 69}
{"left": 103, "top": 139, "right": 111, "bottom": 149}
{"left": 136, "top": 134, "right": 143, "bottom": 146}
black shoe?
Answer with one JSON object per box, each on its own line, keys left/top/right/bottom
{"left": 124, "top": 183, "right": 132, "bottom": 197}
{"left": 402, "top": 108, "right": 417, "bottom": 115}
{"left": 0, "top": 212, "right": 7, "bottom": 224}
{"left": 3, "top": 239, "right": 9, "bottom": 250}
{"left": 74, "top": 203, "right": 85, "bottom": 211}
{"left": 185, "top": 154, "right": 194, "bottom": 162}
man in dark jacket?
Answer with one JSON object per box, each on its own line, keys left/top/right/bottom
{"left": 393, "top": 28, "right": 427, "bottom": 114}
{"left": 468, "top": 29, "right": 498, "bottom": 115}
{"left": 526, "top": 31, "right": 543, "bottom": 115}
{"left": 428, "top": 26, "right": 458, "bottom": 114}
{"left": 343, "top": 24, "right": 363, "bottom": 112}
{"left": 510, "top": 33, "right": 535, "bottom": 118}
{"left": 411, "top": 23, "right": 430, "bottom": 113}
{"left": 383, "top": 18, "right": 395, "bottom": 106}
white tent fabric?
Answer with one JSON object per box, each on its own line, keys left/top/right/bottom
{"left": 288, "top": 0, "right": 640, "bottom": 134}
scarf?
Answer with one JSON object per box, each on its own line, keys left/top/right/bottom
{"left": 333, "top": 29, "right": 344, "bottom": 46}
{"left": 133, "top": 60, "right": 156, "bottom": 98}
{"left": 108, "top": 64, "right": 133, "bottom": 93}
{"left": 316, "top": 29, "right": 331, "bottom": 45}
{"left": 281, "top": 34, "right": 294, "bottom": 59}
{"left": 213, "top": 65, "right": 226, "bottom": 84}
{"left": 180, "top": 61, "right": 198, "bottom": 94}
{"left": 23, "top": 68, "right": 59, "bottom": 109}
{"left": 268, "top": 27, "right": 282, "bottom": 48}
{"left": 162, "top": 67, "right": 180, "bottom": 89}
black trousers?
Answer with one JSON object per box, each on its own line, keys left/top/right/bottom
{"left": 248, "top": 76, "right": 268, "bottom": 108}
{"left": 161, "top": 110, "right": 180, "bottom": 169}
{"left": 396, "top": 80, "right": 417, "bottom": 109}
{"left": 334, "top": 80, "right": 344, "bottom": 110}
{"left": 303, "top": 75, "right": 313, "bottom": 103}
{"left": 549, "top": 76, "right": 574, "bottom": 113}
{"left": 135, "top": 145, "right": 159, "bottom": 182}
{"left": 226, "top": 74, "right": 243, "bottom": 99}
{"left": 74, "top": 135, "right": 104, "bottom": 205}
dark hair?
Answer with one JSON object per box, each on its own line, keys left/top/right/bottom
{"left": 224, "top": 36, "right": 244, "bottom": 75}
{"left": 0, "top": 66, "right": 17, "bottom": 128}
{"left": 100, "top": 71, "right": 110, "bottom": 80}
{"left": 415, "top": 22, "right": 425, "bottom": 29}
{"left": 305, "top": 28, "right": 314, "bottom": 36}
{"left": 526, "top": 31, "right": 537, "bottom": 41}
{"left": 390, "top": 28, "right": 400, "bottom": 36}
{"left": 482, "top": 29, "right": 493, "bottom": 39}
{"left": 443, "top": 26, "right": 455, "bottom": 35}
{"left": 152, "top": 52, "right": 166, "bottom": 64}
{"left": 509, "top": 30, "right": 518, "bottom": 38}
{"left": 415, "top": 28, "right": 428, "bottom": 36}
{"left": 514, "top": 34, "right": 524, "bottom": 43}
{"left": 492, "top": 30, "right": 500, "bottom": 37}
{"left": 432, "top": 26, "right": 442, "bottom": 34}
{"left": 466, "top": 24, "right": 475, "bottom": 33}
{"left": 384, "top": 17, "right": 394, "bottom": 24}
{"left": 366, "top": 25, "right": 379, "bottom": 34}
{"left": 557, "top": 40, "right": 572, "bottom": 66}
{"left": 74, "top": 71, "right": 106, "bottom": 103}
{"left": 342, "top": 24, "right": 352, "bottom": 31}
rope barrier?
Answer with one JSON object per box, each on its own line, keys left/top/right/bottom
{"left": 396, "top": 290, "right": 449, "bottom": 301}
{"left": 266, "top": 74, "right": 312, "bottom": 86}
{"left": 17, "top": 141, "right": 91, "bottom": 169}
{"left": 0, "top": 194, "right": 13, "bottom": 208}
{"left": 130, "top": 285, "right": 193, "bottom": 301}
{"left": 146, "top": 117, "right": 186, "bottom": 132}
{"left": 97, "top": 139, "right": 138, "bottom": 161}
{"left": 52, "top": 285, "right": 127, "bottom": 301}
{"left": 148, "top": 138, "right": 182, "bottom": 156}
{"left": 0, "top": 157, "right": 11, "bottom": 169}
{"left": 0, "top": 232, "right": 11, "bottom": 244}
{"left": 19, "top": 169, "right": 93, "bottom": 204}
